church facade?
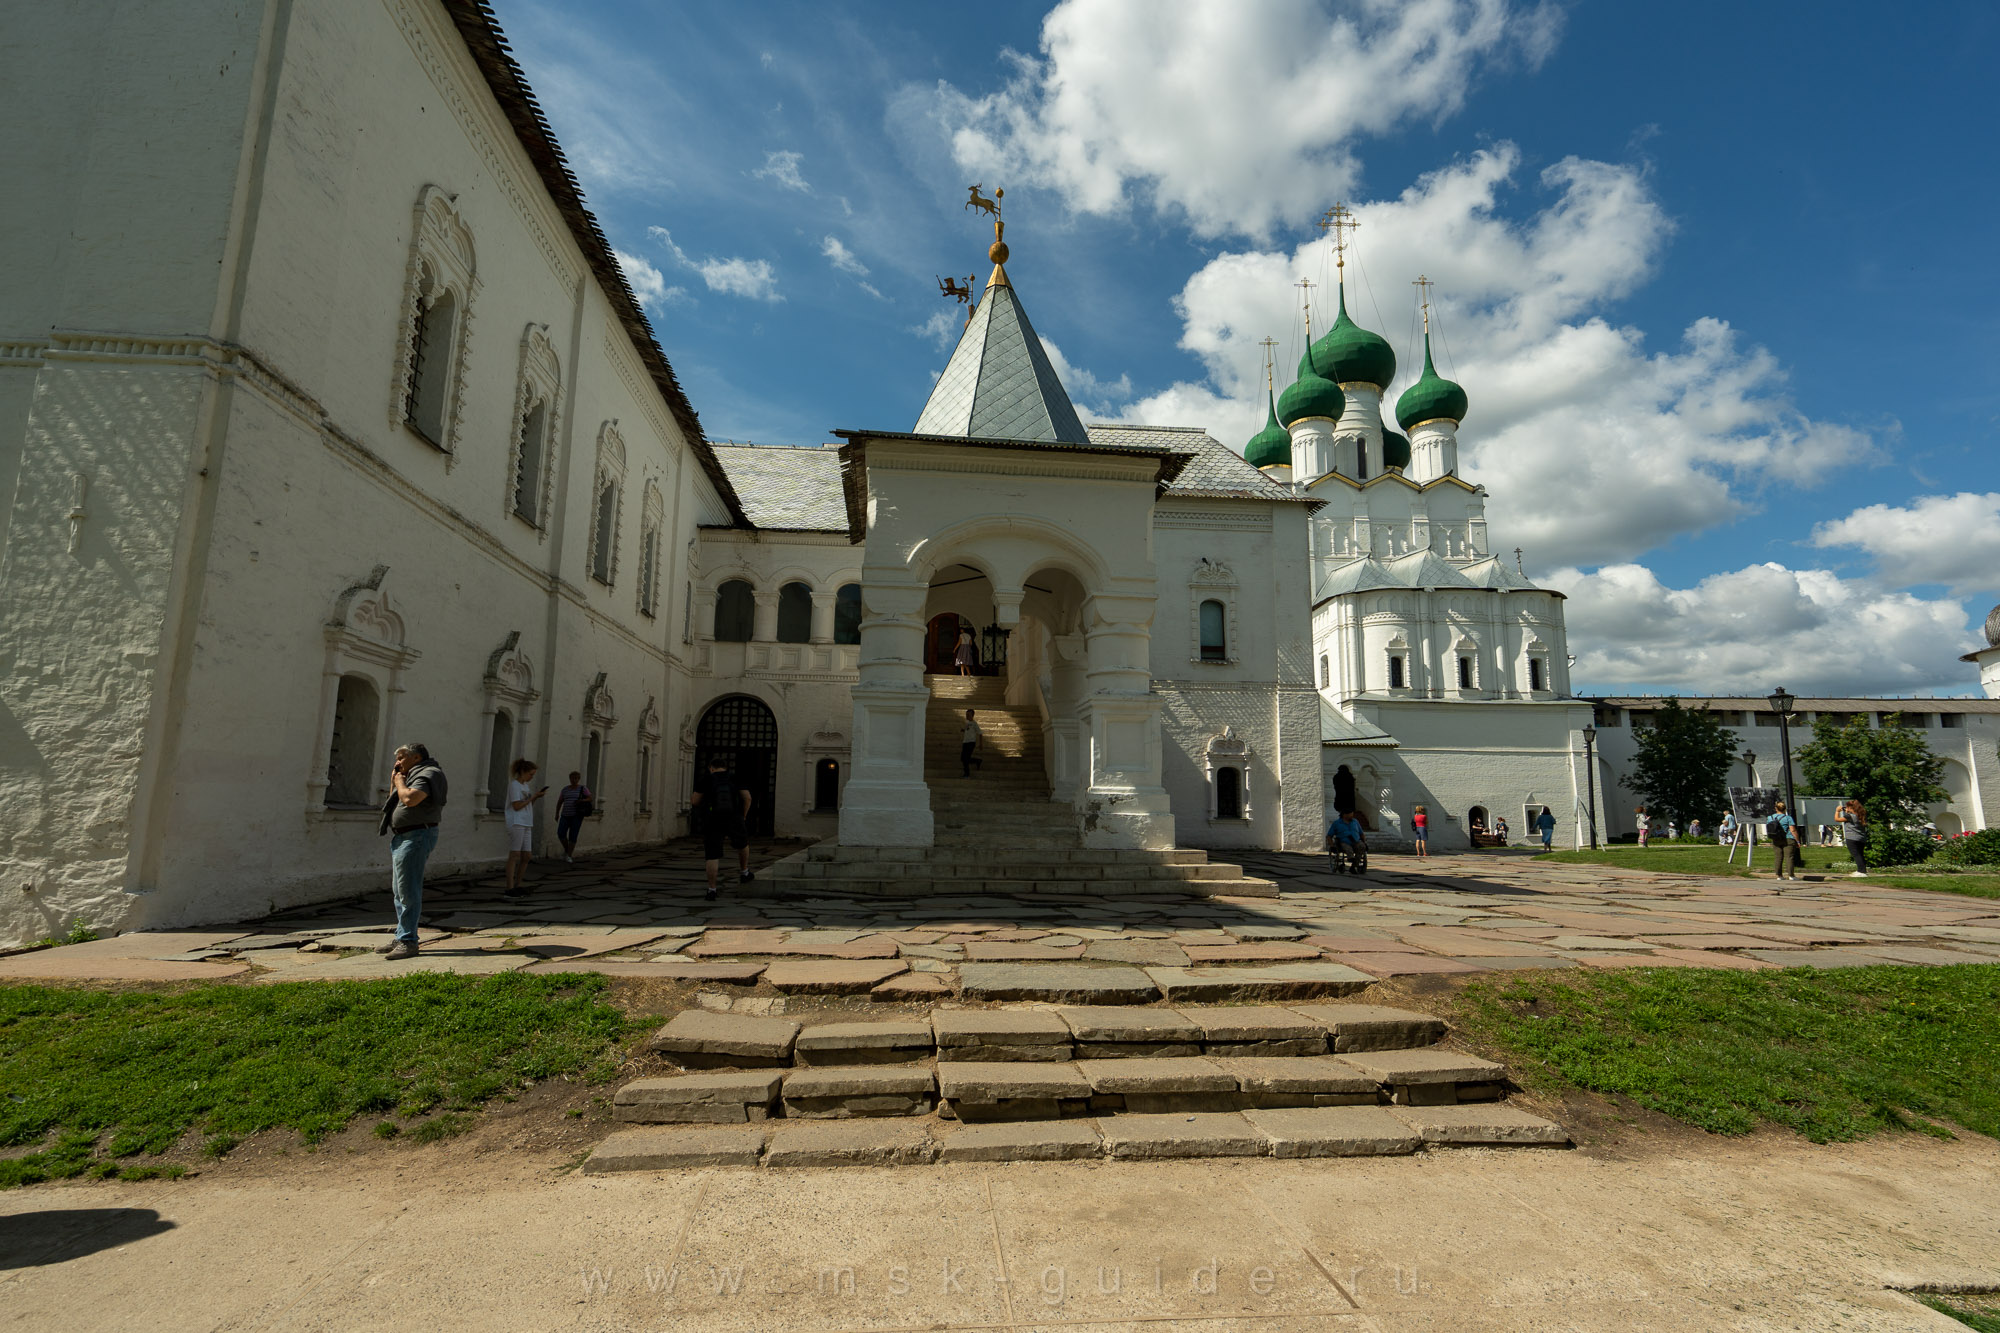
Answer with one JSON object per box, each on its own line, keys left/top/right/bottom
{"left": 2, "top": 1, "right": 1993, "bottom": 946}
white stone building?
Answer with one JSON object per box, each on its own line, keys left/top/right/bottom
{"left": 2, "top": 0, "right": 1991, "bottom": 945}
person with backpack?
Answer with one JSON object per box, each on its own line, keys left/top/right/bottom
{"left": 691, "top": 754, "right": 754, "bottom": 901}
{"left": 1766, "top": 800, "right": 1800, "bottom": 881}
{"left": 555, "top": 771, "right": 593, "bottom": 863}
{"left": 1835, "top": 798, "right": 1868, "bottom": 877}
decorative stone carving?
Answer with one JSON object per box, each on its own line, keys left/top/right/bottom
{"left": 311, "top": 567, "right": 422, "bottom": 811}
{"left": 506, "top": 323, "right": 563, "bottom": 533}
{"left": 389, "top": 185, "right": 478, "bottom": 459}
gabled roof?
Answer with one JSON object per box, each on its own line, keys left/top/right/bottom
{"left": 707, "top": 445, "right": 847, "bottom": 531}
{"left": 1085, "top": 425, "right": 1315, "bottom": 504}
{"left": 914, "top": 284, "right": 1089, "bottom": 444}
{"left": 1316, "top": 558, "right": 1400, "bottom": 598}
{"left": 1313, "top": 548, "right": 1563, "bottom": 602}
{"left": 441, "top": 2, "right": 746, "bottom": 526}
{"left": 1384, "top": 549, "right": 1475, "bottom": 588}
{"left": 1321, "top": 699, "right": 1399, "bottom": 747}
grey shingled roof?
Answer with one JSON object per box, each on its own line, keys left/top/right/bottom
{"left": 1085, "top": 425, "right": 1310, "bottom": 503}
{"left": 1321, "top": 699, "right": 1399, "bottom": 747}
{"left": 914, "top": 283, "right": 1090, "bottom": 443}
{"left": 1315, "top": 548, "right": 1562, "bottom": 602}
{"left": 708, "top": 445, "right": 848, "bottom": 531}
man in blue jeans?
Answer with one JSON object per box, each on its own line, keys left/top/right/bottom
{"left": 1536, "top": 806, "right": 1557, "bottom": 849}
{"left": 378, "top": 742, "right": 448, "bottom": 960}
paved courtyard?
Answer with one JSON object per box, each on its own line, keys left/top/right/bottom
{"left": 7, "top": 842, "right": 1997, "bottom": 986}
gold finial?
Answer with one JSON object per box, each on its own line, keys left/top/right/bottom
{"left": 1258, "top": 335, "right": 1278, "bottom": 393}
{"left": 968, "top": 184, "right": 1009, "bottom": 287}
{"left": 1317, "top": 203, "right": 1359, "bottom": 277}
{"left": 1295, "top": 277, "right": 1316, "bottom": 340}
{"left": 1413, "top": 274, "right": 1434, "bottom": 333}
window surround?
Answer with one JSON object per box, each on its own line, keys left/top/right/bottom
{"left": 1385, "top": 635, "right": 1409, "bottom": 692}
{"left": 389, "top": 185, "right": 477, "bottom": 460}
{"left": 310, "top": 566, "right": 421, "bottom": 814}
{"left": 801, "top": 724, "right": 851, "bottom": 817}
{"left": 587, "top": 421, "right": 627, "bottom": 587}
{"left": 506, "top": 323, "right": 563, "bottom": 533}
{"left": 581, "top": 672, "right": 618, "bottom": 818}
{"left": 1204, "top": 727, "right": 1252, "bottom": 822}
{"left": 636, "top": 480, "right": 664, "bottom": 618}
{"left": 473, "top": 630, "right": 538, "bottom": 821}
{"left": 1188, "top": 558, "right": 1239, "bottom": 666}
{"left": 637, "top": 695, "right": 662, "bottom": 816}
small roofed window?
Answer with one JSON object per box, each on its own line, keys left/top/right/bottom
{"left": 1388, "top": 655, "right": 1405, "bottom": 690}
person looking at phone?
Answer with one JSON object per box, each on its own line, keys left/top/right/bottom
{"left": 378, "top": 742, "right": 447, "bottom": 960}
{"left": 503, "top": 758, "right": 547, "bottom": 898}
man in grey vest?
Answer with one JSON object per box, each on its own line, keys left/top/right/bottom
{"left": 378, "top": 742, "right": 448, "bottom": 959}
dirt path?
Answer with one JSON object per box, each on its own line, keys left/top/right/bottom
{"left": 5, "top": 1124, "right": 1995, "bottom": 1331}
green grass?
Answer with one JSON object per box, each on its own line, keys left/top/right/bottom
{"left": 0, "top": 972, "right": 646, "bottom": 1187}
{"left": 1918, "top": 1293, "right": 2000, "bottom": 1331}
{"left": 1458, "top": 963, "right": 2000, "bottom": 1143}
{"left": 1534, "top": 844, "right": 2000, "bottom": 899}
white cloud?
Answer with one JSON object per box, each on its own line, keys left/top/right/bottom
{"left": 1101, "top": 146, "right": 1879, "bottom": 567}
{"left": 753, "top": 149, "right": 810, "bottom": 192}
{"left": 646, "top": 226, "right": 783, "bottom": 302}
{"left": 926, "top": 0, "right": 1559, "bottom": 238}
{"left": 1039, "top": 336, "right": 1131, "bottom": 414}
{"left": 613, "top": 249, "right": 688, "bottom": 311}
{"left": 858, "top": 281, "right": 886, "bottom": 301}
{"left": 1547, "top": 561, "right": 1979, "bottom": 696}
{"left": 821, "top": 235, "right": 869, "bottom": 276}
{"left": 913, "top": 308, "right": 960, "bottom": 349}
{"left": 1811, "top": 493, "right": 2000, "bottom": 598}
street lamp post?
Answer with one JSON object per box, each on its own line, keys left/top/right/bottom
{"left": 1743, "top": 749, "right": 1757, "bottom": 846}
{"left": 1767, "top": 686, "right": 1798, "bottom": 815}
{"left": 1581, "top": 723, "right": 1600, "bottom": 850}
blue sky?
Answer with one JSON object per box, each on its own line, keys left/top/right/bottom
{"left": 495, "top": 0, "right": 2000, "bottom": 697}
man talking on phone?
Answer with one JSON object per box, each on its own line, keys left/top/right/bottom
{"left": 378, "top": 742, "right": 448, "bottom": 958}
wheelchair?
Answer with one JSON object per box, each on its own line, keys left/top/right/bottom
{"left": 1327, "top": 839, "right": 1368, "bottom": 876}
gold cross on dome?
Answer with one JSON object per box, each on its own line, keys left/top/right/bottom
{"left": 1413, "top": 274, "right": 1434, "bottom": 331}
{"left": 1317, "top": 203, "right": 1359, "bottom": 273}
{"left": 1258, "top": 335, "right": 1278, "bottom": 390}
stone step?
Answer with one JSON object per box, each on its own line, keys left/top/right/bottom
{"left": 786, "top": 860, "right": 1246, "bottom": 882}
{"left": 755, "top": 875, "right": 1277, "bottom": 899}
{"left": 803, "top": 845, "right": 1210, "bottom": 865}
{"left": 582, "top": 1098, "right": 1570, "bottom": 1172}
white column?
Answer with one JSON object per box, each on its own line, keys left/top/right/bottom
{"left": 1076, "top": 592, "right": 1174, "bottom": 849}
{"left": 838, "top": 578, "right": 934, "bottom": 847}
{"left": 1335, "top": 384, "right": 1385, "bottom": 478}
{"left": 809, "top": 591, "right": 836, "bottom": 644}
{"left": 751, "top": 592, "right": 779, "bottom": 642}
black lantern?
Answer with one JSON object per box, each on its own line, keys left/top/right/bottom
{"left": 1581, "top": 724, "right": 1599, "bottom": 850}
{"left": 1767, "top": 686, "right": 1798, "bottom": 817}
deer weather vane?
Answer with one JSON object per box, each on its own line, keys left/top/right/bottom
{"left": 965, "top": 184, "right": 1003, "bottom": 218}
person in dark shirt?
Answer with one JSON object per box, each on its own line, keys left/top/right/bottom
{"left": 378, "top": 742, "right": 446, "bottom": 960}
{"left": 691, "top": 755, "right": 754, "bottom": 901}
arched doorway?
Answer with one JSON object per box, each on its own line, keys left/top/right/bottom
{"left": 694, "top": 696, "right": 778, "bottom": 836}
{"left": 926, "top": 612, "right": 970, "bottom": 674}
{"left": 1332, "top": 765, "right": 1357, "bottom": 817}
{"left": 1468, "top": 804, "right": 1491, "bottom": 846}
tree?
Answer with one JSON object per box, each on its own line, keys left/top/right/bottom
{"left": 1626, "top": 699, "right": 1738, "bottom": 831}
{"left": 1797, "top": 713, "right": 1947, "bottom": 829}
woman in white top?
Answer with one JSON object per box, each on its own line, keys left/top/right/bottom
{"left": 504, "top": 758, "right": 548, "bottom": 898}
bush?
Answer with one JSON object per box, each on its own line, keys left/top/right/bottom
{"left": 1935, "top": 828, "right": 2000, "bottom": 867}
{"left": 1869, "top": 826, "right": 1938, "bottom": 868}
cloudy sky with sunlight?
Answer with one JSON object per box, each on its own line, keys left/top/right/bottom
{"left": 493, "top": 0, "right": 2000, "bottom": 697}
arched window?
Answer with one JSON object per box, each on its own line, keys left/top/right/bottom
{"left": 1215, "top": 766, "right": 1243, "bottom": 820}
{"left": 713, "top": 580, "right": 755, "bottom": 642}
{"left": 814, "top": 758, "right": 840, "bottom": 811}
{"left": 637, "top": 743, "right": 653, "bottom": 814}
{"left": 1198, "top": 599, "right": 1226, "bottom": 662}
{"left": 326, "top": 675, "right": 381, "bottom": 806}
{"left": 636, "top": 482, "right": 664, "bottom": 618}
{"left": 485, "top": 711, "right": 514, "bottom": 812}
{"left": 776, "top": 582, "right": 812, "bottom": 643}
{"left": 1528, "top": 657, "right": 1544, "bottom": 691}
{"left": 833, "top": 583, "right": 862, "bottom": 645}
{"left": 404, "top": 280, "right": 456, "bottom": 446}
{"left": 1319, "top": 654, "right": 1330, "bottom": 689}
{"left": 1388, "top": 655, "right": 1406, "bottom": 689}
{"left": 513, "top": 399, "right": 548, "bottom": 524}
{"left": 1457, "top": 654, "right": 1474, "bottom": 689}
{"left": 585, "top": 730, "right": 603, "bottom": 796}
{"left": 590, "top": 477, "right": 618, "bottom": 583}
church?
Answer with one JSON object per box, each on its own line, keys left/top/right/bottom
{"left": 2, "top": 0, "right": 1994, "bottom": 947}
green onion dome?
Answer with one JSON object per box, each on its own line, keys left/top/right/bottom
{"left": 1306, "top": 284, "right": 1396, "bottom": 389}
{"left": 1244, "top": 389, "right": 1292, "bottom": 470}
{"left": 1380, "top": 427, "right": 1412, "bottom": 471}
{"left": 1277, "top": 344, "right": 1346, "bottom": 427}
{"left": 1394, "top": 332, "right": 1468, "bottom": 431}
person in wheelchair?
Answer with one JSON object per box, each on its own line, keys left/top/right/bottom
{"left": 1325, "top": 811, "right": 1368, "bottom": 873}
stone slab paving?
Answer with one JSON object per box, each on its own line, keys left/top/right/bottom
{"left": 935, "top": 1119, "right": 1103, "bottom": 1162}
{"left": 18, "top": 839, "right": 2000, "bottom": 990}
{"left": 581, "top": 1125, "right": 765, "bottom": 1172}
{"left": 1244, "top": 1105, "right": 1423, "bottom": 1157}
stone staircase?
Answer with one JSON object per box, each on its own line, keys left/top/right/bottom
{"left": 583, "top": 1003, "right": 1568, "bottom": 1171}
{"left": 756, "top": 675, "right": 1279, "bottom": 899}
